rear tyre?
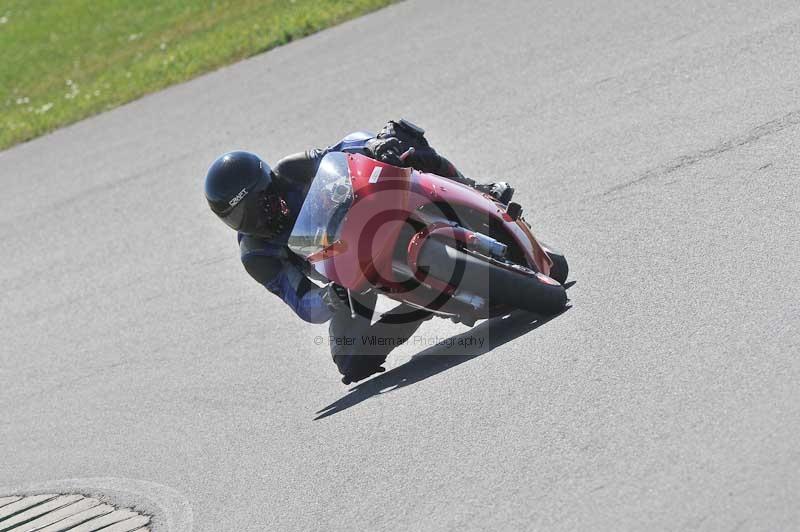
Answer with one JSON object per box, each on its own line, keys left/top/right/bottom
{"left": 416, "top": 239, "right": 567, "bottom": 316}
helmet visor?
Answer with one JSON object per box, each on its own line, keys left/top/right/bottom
{"left": 218, "top": 178, "right": 269, "bottom": 232}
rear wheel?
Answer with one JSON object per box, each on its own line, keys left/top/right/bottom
{"left": 416, "top": 239, "right": 567, "bottom": 316}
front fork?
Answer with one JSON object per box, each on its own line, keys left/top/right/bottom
{"left": 346, "top": 289, "right": 356, "bottom": 319}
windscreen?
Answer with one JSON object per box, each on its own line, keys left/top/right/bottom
{"left": 287, "top": 152, "right": 354, "bottom": 258}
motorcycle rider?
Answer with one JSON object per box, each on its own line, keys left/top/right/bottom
{"left": 204, "top": 120, "right": 514, "bottom": 384}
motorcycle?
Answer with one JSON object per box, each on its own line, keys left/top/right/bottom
{"left": 287, "top": 151, "right": 569, "bottom": 325}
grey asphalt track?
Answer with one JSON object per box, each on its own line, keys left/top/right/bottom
{"left": 2, "top": 1, "right": 799, "bottom": 530}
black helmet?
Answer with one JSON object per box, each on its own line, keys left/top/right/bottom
{"left": 204, "top": 151, "right": 289, "bottom": 238}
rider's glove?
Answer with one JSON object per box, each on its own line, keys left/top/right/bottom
{"left": 365, "top": 137, "right": 405, "bottom": 166}
{"left": 322, "top": 283, "right": 349, "bottom": 312}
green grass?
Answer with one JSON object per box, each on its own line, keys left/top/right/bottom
{"left": 0, "top": 0, "right": 394, "bottom": 150}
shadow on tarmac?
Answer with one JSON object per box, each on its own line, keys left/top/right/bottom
{"left": 314, "top": 306, "right": 570, "bottom": 420}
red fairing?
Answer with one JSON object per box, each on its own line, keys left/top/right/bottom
{"left": 309, "top": 153, "right": 551, "bottom": 295}
{"left": 307, "top": 155, "right": 413, "bottom": 291}
{"left": 406, "top": 165, "right": 552, "bottom": 276}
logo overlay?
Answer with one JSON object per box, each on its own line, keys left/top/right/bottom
{"left": 228, "top": 187, "right": 248, "bottom": 207}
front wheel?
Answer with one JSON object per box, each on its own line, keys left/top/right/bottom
{"left": 545, "top": 249, "right": 568, "bottom": 285}
{"left": 416, "top": 240, "right": 568, "bottom": 316}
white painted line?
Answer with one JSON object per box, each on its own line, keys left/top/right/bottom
{"left": 9, "top": 497, "right": 103, "bottom": 532}
{"left": 0, "top": 494, "right": 83, "bottom": 529}
{"left": 0, "top": 492, "right": 151, "bottom": 532}
{"left": 32, "top": 503, "right": 116, "bottom": 532}
{"left": 65, "top": 508, "right": 140, "bottom": 532}
{"left": 0, "top": 497, "right": 21, "bottom": 509}
{"left": 0, "top": 494, "right": 57, "bottom": 519}
{"left": 97, "top": 515, "right": 151, "bottom": 532}
{"left": 6, "top": 477, "right": 192, "bottom": 532}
